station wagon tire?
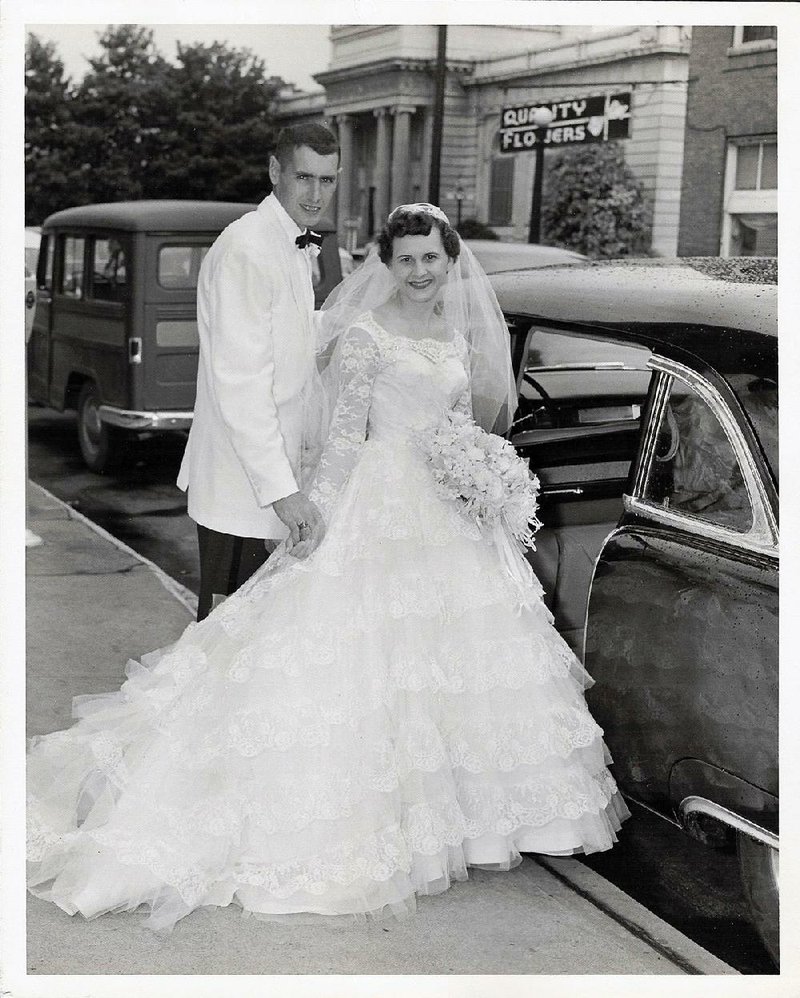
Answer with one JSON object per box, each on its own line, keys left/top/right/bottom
{"left": 737, "top": 833, "right": 779, "bottom": 966}
{"left": 77, "top": 382, "right": 124, "bottom": 473}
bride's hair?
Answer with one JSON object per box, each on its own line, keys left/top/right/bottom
{"left": 377, "top": 206, "right": 461, "bottom": 264}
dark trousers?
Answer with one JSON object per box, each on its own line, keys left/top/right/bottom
{"left": 196, "top": 524, "right": 272, "bottom": 621}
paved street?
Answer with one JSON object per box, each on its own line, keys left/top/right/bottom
{"left": 25, "top": 405, "right": 776, "bottom": 975}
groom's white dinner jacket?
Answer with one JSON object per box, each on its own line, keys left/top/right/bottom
{"left": 177, "top": 194, "right": 316, "bottom": 540}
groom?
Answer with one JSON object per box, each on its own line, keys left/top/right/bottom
{"left": 178, "top": 123, "right": 341, "bottom": 620}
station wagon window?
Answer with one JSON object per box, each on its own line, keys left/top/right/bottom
{"left": 38, "top": 236, "right": 55, "bottom": 293}
{"left": 59, "top": 236, "right": 85, "bottom": 298}
{"left": 90, "top": 238, "right": 127, "bottom": 302}
{"left": 158, "top": 244, "right": 210, "bottom": 289}
{"left": 644, "top": 378, "right": 753, "bottom": 533}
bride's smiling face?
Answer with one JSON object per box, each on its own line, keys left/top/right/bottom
{"left": 388, "top": 230, "right": 451, "bottom": 305}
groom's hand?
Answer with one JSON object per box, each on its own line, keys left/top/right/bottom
{"left": 272, "top": 492, "right": 325, "bottom": 559}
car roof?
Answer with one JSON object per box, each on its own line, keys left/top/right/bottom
{"left": 492, "top": 257, "right": 777, "bottom": 382}
{"left": 492, "top": 258, "right": 776, "bottom": 336}
{"left": 41, "top": 200, "right": 260, "bottom": 233}
{"left": 466, "top": 239, "right": 586, "bottom": 271}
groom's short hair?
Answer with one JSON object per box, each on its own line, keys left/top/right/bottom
{"left": 274, "top": 123, "right": 340, "bottom": 167}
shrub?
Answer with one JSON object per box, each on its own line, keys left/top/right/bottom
{"left": 456, "top": 218, "right": 499, "bottom": 240}
{"left": 542, "top": 143, "right": 652, "bottom": 258}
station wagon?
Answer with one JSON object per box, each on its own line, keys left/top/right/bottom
{"left": 27, "top": 200, "right": 342, "bottom": 472}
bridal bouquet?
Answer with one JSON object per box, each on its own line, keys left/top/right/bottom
{"left": 417, "top": 410, "right": 541, "bottom": 550}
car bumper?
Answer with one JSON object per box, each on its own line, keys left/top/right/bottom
{"left": 98, "top": 406, "right": 193, "bottom": 431}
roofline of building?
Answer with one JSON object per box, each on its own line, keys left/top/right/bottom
{"left": 465, "top": 25, "right": 691, "bottom": 87}
{"left": 314, "top": 56, "right": 474, "bottom": 87}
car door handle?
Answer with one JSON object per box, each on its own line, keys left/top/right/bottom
{"left": 541, "top": 487, "right": 585, "bottom": 496}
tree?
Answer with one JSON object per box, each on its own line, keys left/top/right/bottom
{"left": 25, "top": 34, "right": 85, "bottom": 223}
{"left": 25, "top": 28, "right": 288, "bottom": 215}
{"left": 71, "top": 25, "right": 174, "bottom": 203}
{"left": 152, "top": 41, "right": 282, "bottom": 201}
{"left": 542, "top": 143, "right": 652, "bottom": 258}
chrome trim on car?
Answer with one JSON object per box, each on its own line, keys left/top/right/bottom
{"left": 525, "top": 361, "right": 641, "bottom": 372}
{"left": 629, "top": 357, "right": 778, "bottom": 555}
{"left": 679, "top": 796, "right": 779, "bottom": 851}
{"left": 623, "top": 495, "right": 776, "bottom": 558}
{"left": 97, "top": 406, "right": 193, "bottom": 431}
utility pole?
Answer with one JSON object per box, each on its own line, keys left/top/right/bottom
{"left": 428, "top": 25, "right": 447, "bottom": 205}
{"left": 527, "top": 139, "right": 546, "bottom": 244}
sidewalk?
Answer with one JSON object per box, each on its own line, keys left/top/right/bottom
{"left": 24, "top": 481, "right": 737, "bottom": 976}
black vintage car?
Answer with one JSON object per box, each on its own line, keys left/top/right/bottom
{"left": 491, "top": 257, "right": 778, "bottom": 964}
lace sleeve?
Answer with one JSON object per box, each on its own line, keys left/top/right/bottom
{"left": 308, "top": 324, "right": 381, "bottom": 519}
{"left": 453, "top": 334, "right": 474, "bottom": 417}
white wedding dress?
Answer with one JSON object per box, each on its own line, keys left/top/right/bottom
{"left": 27, "top": 313, "right": 629, "bottom": 932}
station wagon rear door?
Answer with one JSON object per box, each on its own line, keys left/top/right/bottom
{"left": 140, "top": 235, "right": 212, "bottom": 412}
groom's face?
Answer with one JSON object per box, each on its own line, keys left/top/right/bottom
{"left": 269, "top": 145, "right": 340, "bottom": 229}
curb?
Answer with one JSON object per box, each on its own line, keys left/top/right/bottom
{"left": 531, "top": 855, "right": 738, "bottom": 975}
{"left": 29, "top": 481, "right": 199, "bottom": 617}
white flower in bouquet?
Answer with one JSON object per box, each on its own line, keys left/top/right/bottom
{"left": 416, "top": 410, "right": 542, "bottom": 549}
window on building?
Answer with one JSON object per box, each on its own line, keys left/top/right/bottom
{"left": 721, "top": 139, "right": 777, "bottom": 257}
{"left": 732, "top": 26, "right": 777, "bottom": 47}
{"left": 489, "top": 156, "right": 514, "bottom": 226}
{"left": 410, "top": 120, "right": 423, "bottom": 162}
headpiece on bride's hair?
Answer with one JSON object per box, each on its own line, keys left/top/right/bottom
{"left": 304, "top": 203, "right": 517, "bottom": 473}
{"left": 388, "top": 203, "right": 451, "bottom": 225}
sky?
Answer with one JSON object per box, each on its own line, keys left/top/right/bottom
{"left": 27, "top": 23, "right": 333, "bottom": 92}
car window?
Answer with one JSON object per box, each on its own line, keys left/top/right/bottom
{"left": 59, "top": 236, "right": 85, "bottom": 298}
{"left": 527, "top": 329, "right": 650, "bottom": 370}
{"left": 90, "top": 237, "right": 127, "bottom": 302}
{"left": 644, "top": 378, "right": 753, "bottom": 533}
{"left": 158, "top": 244, "right": 210, "bottom": 289}
{"left": 37, "top": 236, "right": 54, "bottom": 293}
{"left": 727, "top": 372, "right": 778, "bottom": 485}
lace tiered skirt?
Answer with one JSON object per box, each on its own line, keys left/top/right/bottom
{"left": 27, "top": 437, "right": 629, "bottom": 932}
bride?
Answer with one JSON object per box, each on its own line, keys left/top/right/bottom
{"left": 27, "top": 204, "right": 629, "bottom": 933}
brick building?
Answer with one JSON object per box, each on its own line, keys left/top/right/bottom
{"left": 677, "top": 26, "right": 777, "bottom": 257}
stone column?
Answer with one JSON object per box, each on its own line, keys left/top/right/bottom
{"left": 335, "top": 114, "right": 354, "bottom": 232}
{"left": 373, "top": 107, "right": 391, "bottom": 233}
{"left": 390, "top": 106, "right": 415, "bottom": 208}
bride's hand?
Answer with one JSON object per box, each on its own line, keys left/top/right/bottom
{"left": 272, "top": 492, "right": 326, "bottom": 559}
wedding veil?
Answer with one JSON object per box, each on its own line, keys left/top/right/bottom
{"left": 299, "top": 203, "right": 518, "bottom": 488}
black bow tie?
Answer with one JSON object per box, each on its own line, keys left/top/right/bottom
{"left": 296, "top": 228, "right": 324, "bottom": 249}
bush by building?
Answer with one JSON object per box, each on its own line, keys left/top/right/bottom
{"left": 542, "top": 143, "right": 652, "bottom": 258}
